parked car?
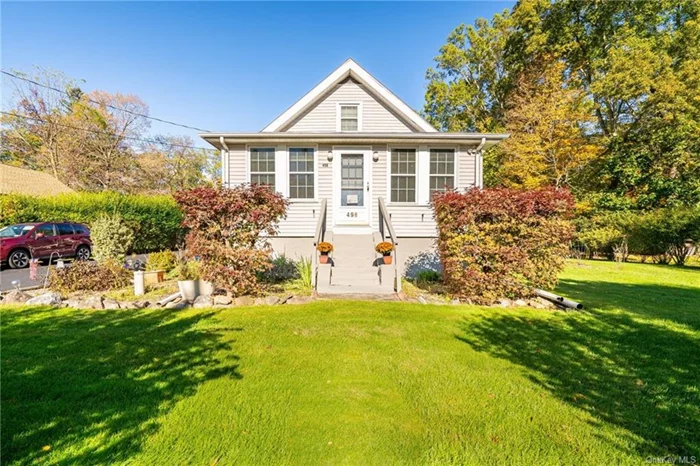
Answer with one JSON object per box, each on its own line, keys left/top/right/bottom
{"left": 0, "top": 222, "right": 92, "bottom": 269}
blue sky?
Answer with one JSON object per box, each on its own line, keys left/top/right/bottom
{"left": 2, "top": 2, "right": 513, "bottom": 148}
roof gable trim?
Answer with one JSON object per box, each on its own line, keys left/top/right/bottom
{"left": 261, "top": 59, "right": 437, "bottom": 133}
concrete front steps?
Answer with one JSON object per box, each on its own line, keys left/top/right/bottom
{"left": 317, "top": 233, "right": 395, "bottom": 295}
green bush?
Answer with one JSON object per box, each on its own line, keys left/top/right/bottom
{"left": 48, "top": 260, "right": 131, "bottom": 293}
{"left": 262, "top": 255, "right": 299, "bottom": 283}
{"left": 174, "top": 259, "right": 201, "bottom": 281}
{"left": 0, "top": 192, "right": 183, "bottom": 253}
{"left": 91, "top": 214, "right": 134, "bottom": 262}
{"left": 146, "top": 250, "right": 178, "bottom": 272}
{"left": 415, "top": 270, "right": 441, "bottom": 285}
{"left": 626, "top": 208, "right": 700, "bottom": 265}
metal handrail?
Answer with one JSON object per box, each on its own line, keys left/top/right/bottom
{"left": 378, "top": 197, "right": 401, "bottom": 293}
{"left": 312, "top": 199, "right": 328, "bottom": 288}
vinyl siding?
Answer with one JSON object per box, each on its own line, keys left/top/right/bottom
{"left": 283, "top": 78, "right": 414, "bottom": 133}
{"left": 227, "top": 144, "right": 247, "bottom": 185}
{"left": 458, "top": 144, "right": 478, "bottom": 189}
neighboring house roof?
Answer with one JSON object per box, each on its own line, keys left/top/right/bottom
{"left": 0, "top": 164, "right": 75, "bottom": 196}
{"left": 261, "top": 58, "right": 438, "bottom": 133}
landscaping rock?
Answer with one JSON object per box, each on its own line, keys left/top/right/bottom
{"left": 535, "top": 297, "right": 555, "bottom": 308}
{"left": 498, "top": 298, "right": 512, "bottom": 308}
{"left": 2, "top": 290, "right": 32, "bottom": 305}
{"left": 132, "top": 301, "right": 149, "bottom": 309}
{"left": 193, "top": 295, "right": 213, "bottom": 308}
{"left": 165, "top": 299, "right": 189, "bottom": 310}
{"left": 120, "top": 302, "right": 138, "bottom": 309}
{"left": 213, "top": 295, "right": 233, "bottom": 306}
{"left": 514, "top": 299, "right": 528, "bottom": 307}
{"left": 278, "top": 294, "right": 294, "bottom": 304}
{"left": 233, "top": 296, "right": 255, "bottom": 306}
{"left": 102, "top": 299, "right": 121, "bottom": 310}
{"left": 417, "top": 296, "right": 428, "bottom": 305}
{"left": 264, "top": 296, "right": 281, "bottom": 306}
{"left": 286, "top": 296, "right": 312, "bottom": 305}
{"left": 450, "top": 298, "right": 460, "bottom": 305}
{"left": 84, "top": 296, "right": 104, "bottom": 310}
{"left": 25, "top": 292, "right": 62, "bottom": 306}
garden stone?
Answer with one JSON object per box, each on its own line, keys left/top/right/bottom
{"left": 514, "top": 299, "right": 528, "bottom": 307}
{"left": 498, "top": 298, "right": 512, "bottom": 308}
{"left": 417, "top": 296, "right": 428, "bottom": 305}
{"left": 535, "top": 297, "right": 555, "bottom": 308}
{"left": 120, "top": 302, "right": 138, "bottom": 309}
{"left": 213, "top": 295, "right": 233, "bottom": 306}
{"left": 3, "top": 290, "right": 32, "bottom": 304}
{"left": 278, "top": 294, "right": 294, "bottom": 304}
{"left": 450, "top": 298, "right": 460, "bottom": 305}
{"left": 286, "top": 296, "right": 312, "bottom": 305}
{"left": 132, "top": 301, "right": 149, "bottom": 309}
{"left": 165, "top": 300, "right": 189, "bottom": 310}
{"left": 234, "top": 296, "right": 255, "bottom": 306}
{"left": 84, "top": 296, "right": 104, "bottom": 310}
{"left": 264, "top": 296, "right": 280, "bottom": 306}
{"left": 25, "top": 292, "right": 62, "bottom": 306}
{"left": 102, "top": 299, "right": 121, "bottom": 310}
{"left": 193, "top": 295, "right": 213, "bottom": 308}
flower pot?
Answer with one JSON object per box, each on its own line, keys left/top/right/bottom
{"left": 383, "top": 254, "right": 393, "bottom": 265}
{"left": 198, "top": 279, "right": 214, "bottom": 296}
{"left": 143, "top": 270, "right": 164, "bottom": 285}
{"left": 319, "top": 253, "right": 329, "bottom": 264}
{"left": 178, "top": 280, "right": 198, "bottom": 302}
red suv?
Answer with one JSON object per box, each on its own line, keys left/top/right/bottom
{"left": 0, "top": 222, "right": 92, "bottom": 269}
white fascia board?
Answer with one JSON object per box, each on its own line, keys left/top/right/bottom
{"left": 261, "top": 59, "right": 438, "bottom": 133}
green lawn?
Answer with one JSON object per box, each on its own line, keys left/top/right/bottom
{"left": 1, "top": 261, "right": 698, "bottom": 465}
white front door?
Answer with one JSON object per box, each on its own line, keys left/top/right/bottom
{"left": 334, "top": 149, "right": 371, "bottom": 226}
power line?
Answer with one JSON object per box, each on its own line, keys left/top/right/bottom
{"left": 1, "top": 111, "right": 218, "bottom": 152}
{"left": 1, "top": 69, "right": 211, "bottom": 132}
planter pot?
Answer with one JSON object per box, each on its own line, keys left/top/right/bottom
{"left": 178, "top": 280, "right": 198, "bottom": 302}
{"left": 383, "top": 254, "right": 393, "bottom": 265}
{"left": 143, "top": 270, "right": 164, "bottom": 285}
{"left": 198, "top": 279, "right": 215, "bottom": 296}
{"left": 319, "top": 253, "right": 329, "bottom": 264}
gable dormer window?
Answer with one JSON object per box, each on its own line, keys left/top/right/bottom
{"left": 338, "top": 104, "right": 360, "bottom": 132}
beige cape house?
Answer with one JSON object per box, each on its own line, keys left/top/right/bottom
{"left": 201, "top": 59, "right": 507, "bottom": 294}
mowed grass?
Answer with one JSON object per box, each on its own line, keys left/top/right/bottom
{"left": 1, "top": 261, "right": 698, "bottom": 465}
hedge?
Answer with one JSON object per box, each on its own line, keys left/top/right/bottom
{"left": 432, "top": 188, "right": 575, "bottom": 305}
{"left": 0, "top": 192, "right": 183, "bottom": 253}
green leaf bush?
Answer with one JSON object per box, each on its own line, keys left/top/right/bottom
{"left": 146, "top": 250, "right": 178, "bottom": 272}
{"left": 432, "top": 188, "right": 575, "bottom": 305}
{"left": 91, "top": 214, "right": 135, "bottom": 262}
{"left": 0, "top": 192, "right": 183, "bottom": 253}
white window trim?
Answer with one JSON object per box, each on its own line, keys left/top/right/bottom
{"left": 246, "top": 145, "right": 280, "bottom": 194}
{"left": 386, "top": 145, "right": 419, "bottom": 205}
{"left": 287, "top": 145, "right": 319, "bottom": 202}
{"left": 428, "top": 146, "right": 459, "bottom": 198}
{"left": 336, "top": 102, "right": 363, "bottom": 132}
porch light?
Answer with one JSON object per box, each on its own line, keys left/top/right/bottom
{"left": 327, "top": 150, "right": 333, "bottom": 162}
{"left": 372, "top": 151, "right": 379, "bottom": 162}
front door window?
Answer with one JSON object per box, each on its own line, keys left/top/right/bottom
{"left": 341, "top": 154, "right": 364, "bottom": 207}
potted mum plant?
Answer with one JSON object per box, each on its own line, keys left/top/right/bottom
{"left": 375, "top": 241, "right": 394, "bottom": 265}
{"left": 317, "top": 242, "right": 334, "bottom": 264}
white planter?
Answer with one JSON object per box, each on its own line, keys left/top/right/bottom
{"left": 198, "top": 280, "right": 214, "bottom": 296}
{"left": 178, "top": 280, "right": 199, "bottom": 302}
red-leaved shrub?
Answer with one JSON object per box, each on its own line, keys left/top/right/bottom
{"left": 432, "top": 188, "right": 574, "bottom": 304}
{"left": 173, "top": 184, "right": 288, "bottom": 296}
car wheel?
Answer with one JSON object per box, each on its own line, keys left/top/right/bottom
{"left": 76, "top": 245, "right": 91, "bottom": 261}
{"left": 8, "top": 249, "right": 30, "bottom": 269}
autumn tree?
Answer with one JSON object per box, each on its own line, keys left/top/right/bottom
{"left": 496, "top": 59, "right": 600, "bottom": 190}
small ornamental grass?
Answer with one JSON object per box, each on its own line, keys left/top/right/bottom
{"left": 374, "top": 242, "right": 394, "bottom": 255}
{"left": 432, "top": 187, "right": 574, "bottom": 305}
{"left": 316, "top": 242, "right": 334, "bottom": 254}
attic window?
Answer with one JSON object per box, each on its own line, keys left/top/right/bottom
{"left": 339, "top": 104, "right": 359, "bottom": 131}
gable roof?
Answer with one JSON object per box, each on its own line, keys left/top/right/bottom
{"left": 0, "top": 164, "right": 75, "bottom": 196}
{"left": 262, "top": 59, "right": 437, "bottom": 133}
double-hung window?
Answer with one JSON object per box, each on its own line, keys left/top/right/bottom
{"left": 339, "top": 104, "right": 359, "bottom": 131}
{"left": 429, "top": 149, "right": 456, "bottom": 196}
{"left": 289, "top": 148, "right": 314, "bottom": 199}
{"left": 250, "top": 148, "right": 276, "bottom": 189}
{"left": 390, "top": 149, "right": 417, "bottom": 203}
